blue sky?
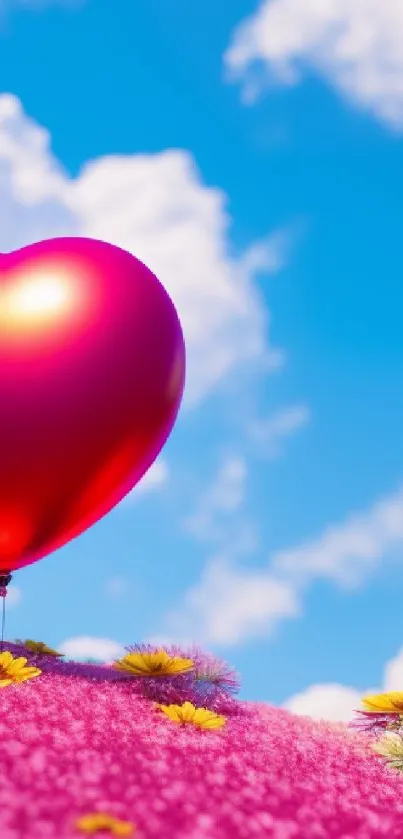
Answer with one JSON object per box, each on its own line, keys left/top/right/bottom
{"left": 1, "top": 0, "right": 403, "bottom": 720}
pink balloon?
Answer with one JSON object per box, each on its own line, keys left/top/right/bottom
{"left": 0, "top": 237, "right": 185, "bottom": 571}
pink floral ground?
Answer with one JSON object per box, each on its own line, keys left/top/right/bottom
{"left": 1, "top": 671, "right": 403, "bottom": 838}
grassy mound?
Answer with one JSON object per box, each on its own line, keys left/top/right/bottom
{"left": 0, "top": 642, "right": 402, "bottom": 838}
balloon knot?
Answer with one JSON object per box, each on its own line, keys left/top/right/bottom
{"left": 0, "top": 573, "right": 12, "bottom": 597}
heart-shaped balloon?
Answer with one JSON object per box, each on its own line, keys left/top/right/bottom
{"left": 0, "top": 237, "right": 185, "bottom": 572}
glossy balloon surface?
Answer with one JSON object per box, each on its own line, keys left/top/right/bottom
{"left": 0, "top": 237, "right": 185, "bottom": 571}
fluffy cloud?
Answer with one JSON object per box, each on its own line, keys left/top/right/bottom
{"left": 169, "top": 484, "right": 403, "bottom": 646}
{"left": 59, "top": 635, "right": 124, "bottom": 661}
{"left": 283, "top": 684, "right": 363, "bottom": 723}
{"left": 167, "top": 557, "right": 300, "bottom": 646}
{"left": 283, "top": 645, "right": 403, "bottom": 722}
{"left": 225, "top": 0, "right": 403, "bottom": 129}
{"left": 0, "top": 94, "right": 285, "bottom": 405}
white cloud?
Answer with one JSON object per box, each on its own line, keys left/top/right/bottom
{"left": 0, "top": 94, "right": 286, "bottom": 406}
{"left": 249, "top": 403, "right": 310, "bottom": 457}
{"left": 239, "top": 227, "right": 290, "bottom": 276}
{"left": 272, "top": 486, "right": 403, "bottom": 588}
{"left": 283, "top": 683, "right": 363, "bottom": 723}
{"left": 282, "top": 644, "right": 403, "bottom": 722}
{"left": 59, "top": 635, "right": 124, "bottom": 661}
{"left": 225, "top": 0, "right": 403, "bottom": 129}
{"left": 185, "top": 456, "right": 247, "bottom": 541}
{"left": 184, "top": 456, "right": 260, "bottom": 559}
{"left": 183, "top": 406, "right": 310, "bottom": 554}
{"left": 169, "top": 484, "right": 403, "bottom": 647}
{"left": 168, "top": 557, "right": 300, "bottom": 646}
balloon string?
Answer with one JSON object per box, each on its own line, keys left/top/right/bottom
{"left": 0, "top": 573, "right": 12, "bottom": 653}
{"left": 0, "top": 595, "right": 5, "bottom": 653}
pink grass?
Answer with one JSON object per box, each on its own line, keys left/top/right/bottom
{"left": 1, "top": 661, "right": 403, "bottom": 837}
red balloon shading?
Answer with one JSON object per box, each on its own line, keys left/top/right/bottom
{"left": 0, "top": 237, "right": 185, "bottom": 572}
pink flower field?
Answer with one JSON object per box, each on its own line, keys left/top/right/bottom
{"left": 1, "top": 643, "right": 403, "bottom": 839}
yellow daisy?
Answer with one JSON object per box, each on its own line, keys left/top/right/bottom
{"left": 113, "top": 649, "right": 194, "bottom": 678}
{"left": 75, "top": 813, "right": 135, "bottom": 836}
{"left": 156, "top": 700, "right": 226, "bottom": 730}
{"left": 361, "top": 692, "right": 403, "bottom": 714}
{"left": 0, "top": 651, "right": 41, "bottom": 687}
{"left": 19, "top": 639, "right": 63, "bottom": 657}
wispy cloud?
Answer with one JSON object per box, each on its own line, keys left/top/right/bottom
{"left": 240, "top": 228, "right": 290, "bottom": 276}
{"left": 168, "top": 484, "right": 403, "bottom": 647}
{"left": 272, "top": 487, "right": 403, "bottom": 588}
{"left": 166, "top": 557, "right": 300, "bottom": 646}
{"left": 183, "top": 455, "right": 259, "bottom": 560}
{"left": 225, "top": 0, "right": 403, "bottom": 130}
{"left": 184, "top": 456, "right": 247, "bottom": 540}
{"left": 249, "top": 404, "right": 311, "bottom": 458}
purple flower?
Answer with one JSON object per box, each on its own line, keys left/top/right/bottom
{"left": 123, "top": 643, "right": 241, "bottom": 713}
{"left": 349, "top": 710, "right": 402, "bottom": 736}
